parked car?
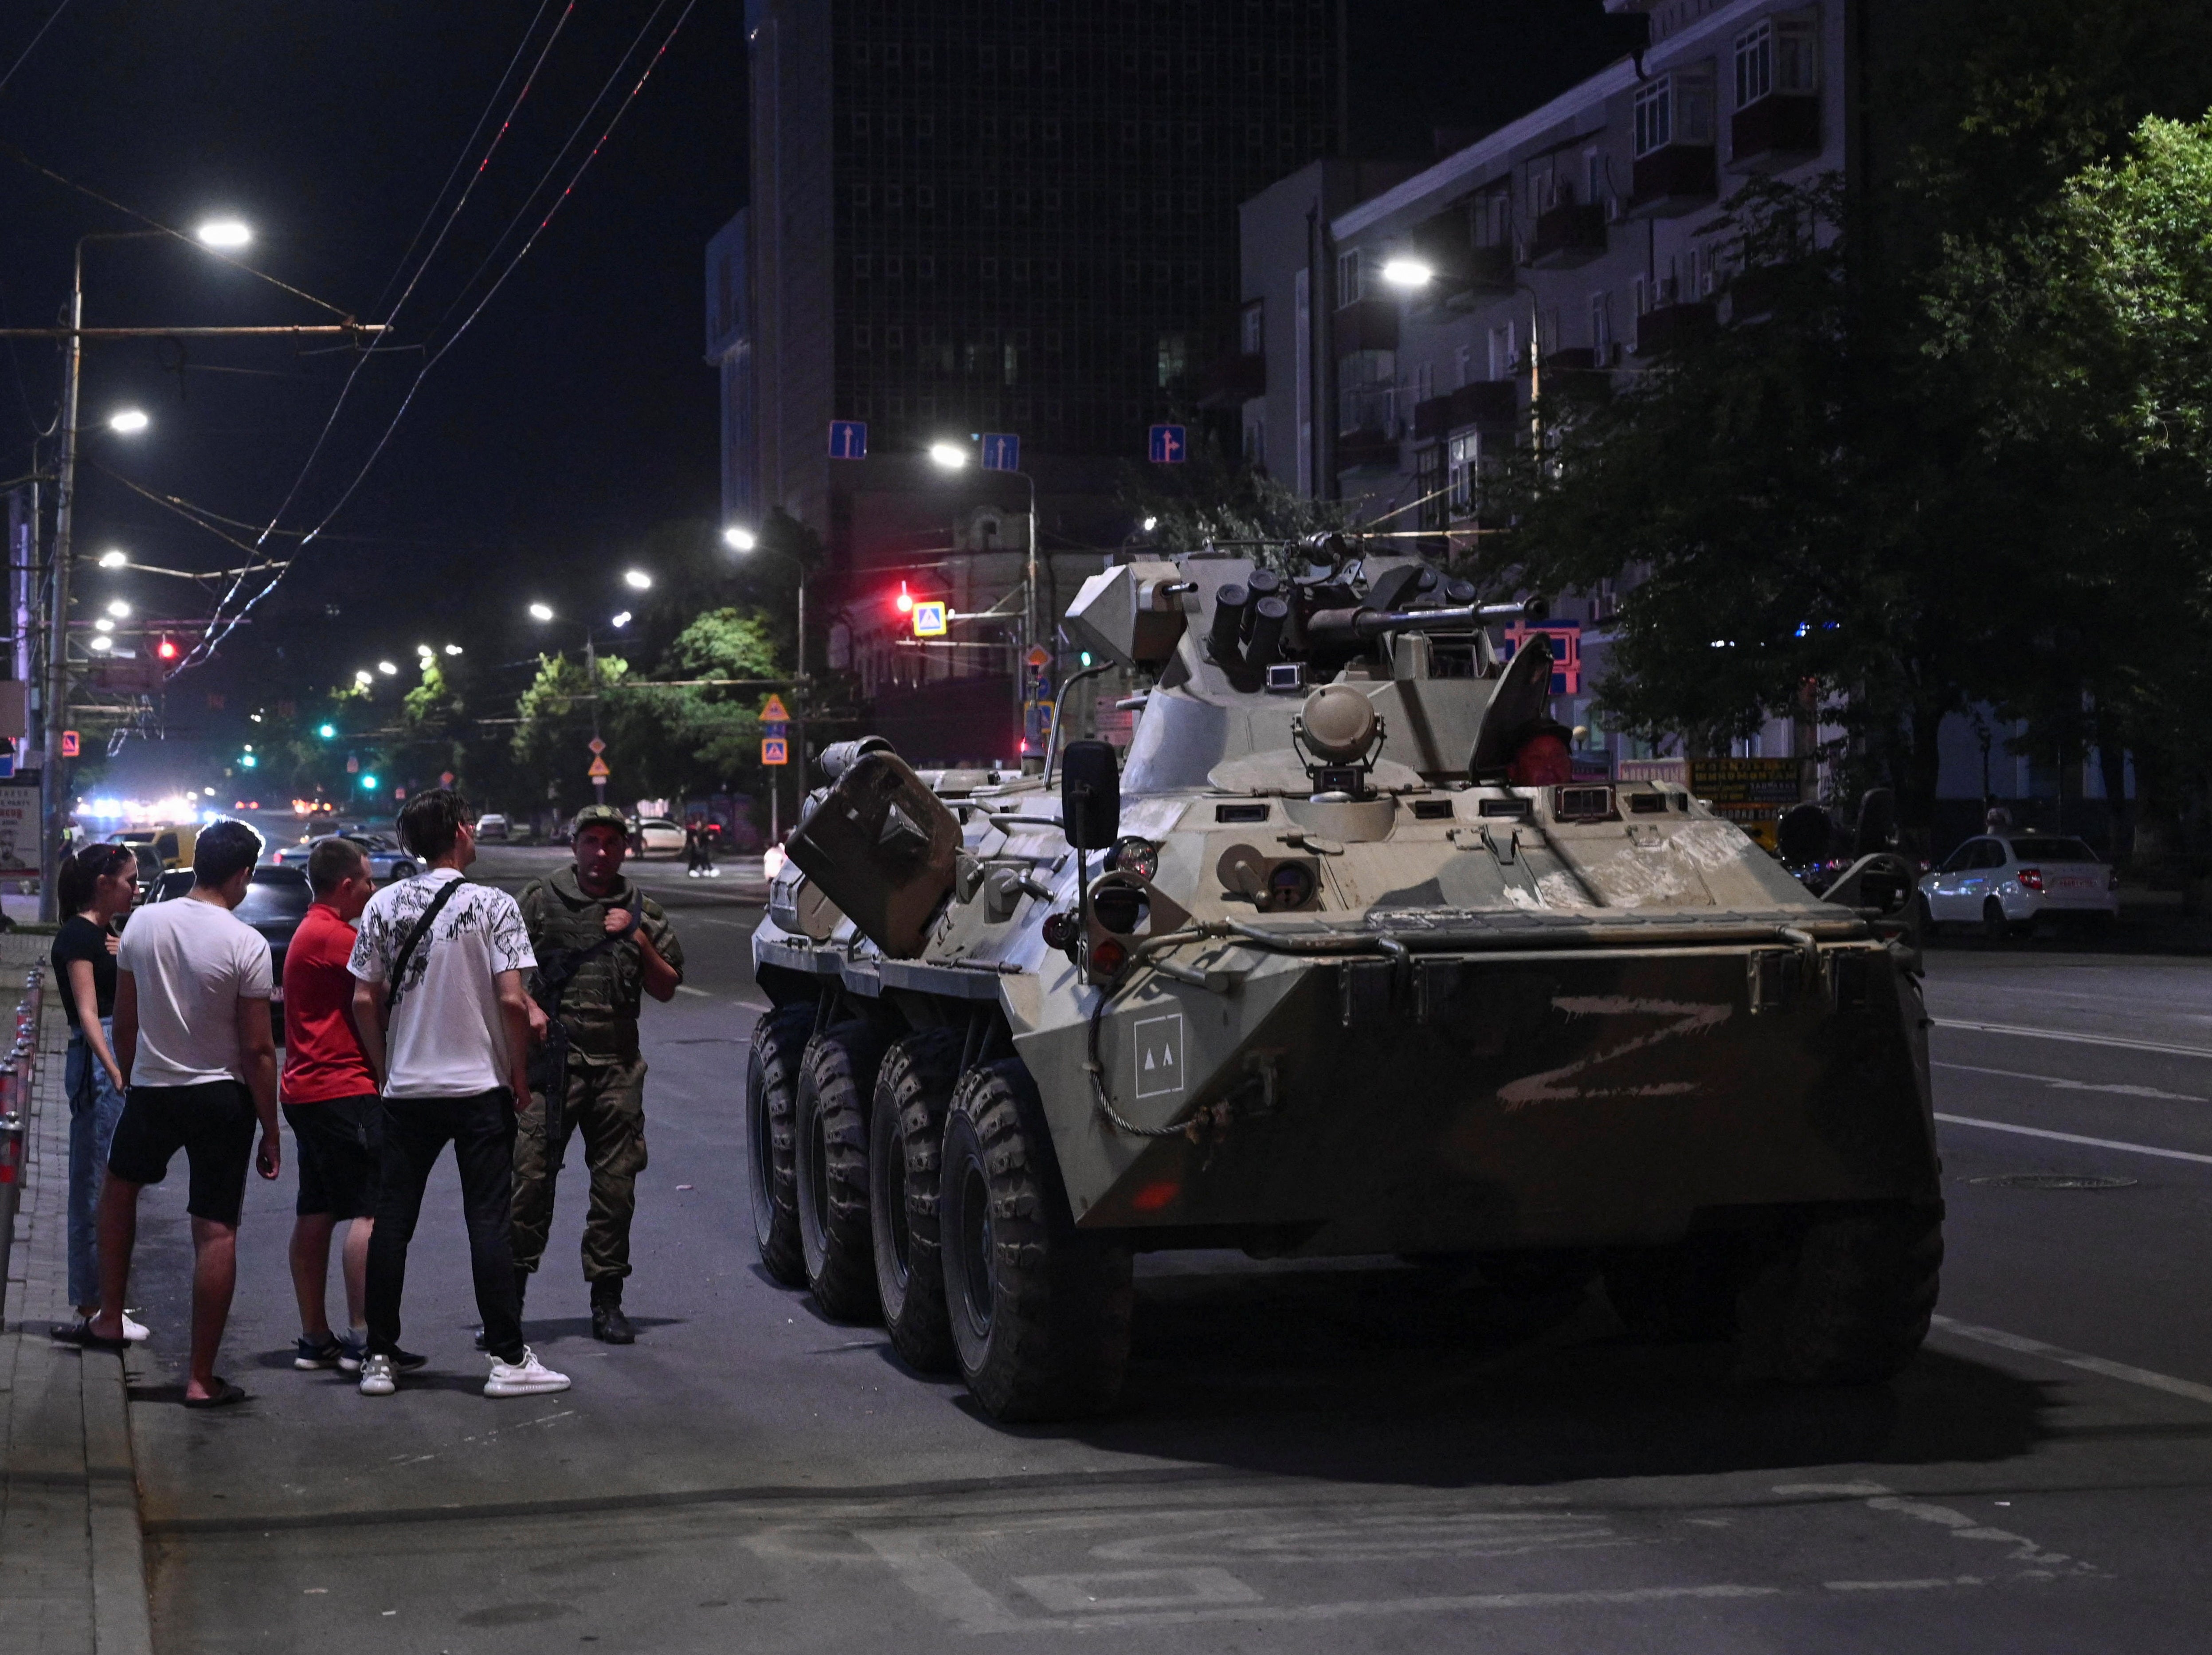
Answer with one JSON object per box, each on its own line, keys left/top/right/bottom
{"left": 476, "top": 812, "right": 510, "bottom": 842}
{"left": 148, "top": 865, "right": 310, "bottom": 1042}
{"left": 117, "top": 824, "right": 198, "bottom": 868}
{"left": 1918, "top": 834, "right": 2119, "bottom": 937}
{"left": 267, "top": 831, "right": 419, "bottom": 883}
{"left": 630, "top": 817, "right": 686, "bottom": 857}
{"left": 126, "top": 843, "right": 165, "bottom": 902}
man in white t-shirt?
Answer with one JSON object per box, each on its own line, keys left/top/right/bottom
{"left": 86, "top": 820, "right": 280, "bottom": 1408}
{"left": 349, "top": 789, "right": 568, "bottom": 1400}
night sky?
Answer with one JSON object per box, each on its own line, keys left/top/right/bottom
{"left": 0, "top": 0, "right": 1629, "bottom": 793}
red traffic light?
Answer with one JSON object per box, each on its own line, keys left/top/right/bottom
{"left": 155, "top": 636, "right": 179, "bottom": 661}
{"left": 894, "top": 581, "right": 914, "bottom": 616}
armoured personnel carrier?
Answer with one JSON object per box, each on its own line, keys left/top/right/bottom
{"left": 747, "top": 547, "right": 1941, "bottom": 1421}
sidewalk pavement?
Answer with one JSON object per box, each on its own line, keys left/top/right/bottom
{"left": 0, "top": 932, "right": 153, "bottom": 1655}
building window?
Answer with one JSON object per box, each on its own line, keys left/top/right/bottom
{"left": 1735, "top": 17, "right": 1817, "bottom": 108}
{"left": 852, "top": 113, "right": 870, "bottom": 139}
{"left": 1585, "top": 148, "right": 1604, "bottom": 205}
{"left": 853, "top": 253, "right": 871, "bottom": 279}
{"left": 1456, "top": 344, "right": 1472, "bottom": 388}
{"left": 916, "top": 184, "right": 934, "bottom": 210}
{"left": 1590, "top": 291, "right": 1612, "bottom": 355}
{"left": 1448, "top": 431, "right": 1480, "bottom": 514}
{"left": 1487, "top": 322, "right": 1517, "bottom": 380}
{"left": 1413, "top": 360, "right": 1434, "bottom": 407}
{"left": 1417, "top": 443, "right": 1445, "bottom": 531}
{"left": 853, "top": 183, "right": 871, "bottom": 209}
{"left": 883, "top": 183, "right": 901, "bottom": 209}
{"left": 1337, "top": 247, "right": 1362, "bottom": 304}
{"left": 854, "top": 324, "right": 871, "bottom": 350}
{"left": 917, "top": 256, "right": 934, "bottom": 280}
{"left": 1157, "top": 333, "right": 1188, "bottom": 388}
{"left": 885, "top": 327, "right": 904, "bottom": 350}
{"left": 1243, "top": 418, "right": 1265, "bottom": 464}
{"left": 1634, "top": 272, "right": 1649, "bottom": 315}
{"left": 1472, "top": 188, "right": 1511, "bottom": 249}
{"left": 1634, "top": 73, "right": 1714, "bottom": 156}
{"left": 1241, "top": 300, "right": 1264, "bottom": 356}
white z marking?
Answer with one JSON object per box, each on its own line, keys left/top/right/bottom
{"left": 1496, "top": 996, "right": 1733, "bottom": 1110}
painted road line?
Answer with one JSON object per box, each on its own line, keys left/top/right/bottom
{"left": 1931, "top": 1060, "right": 2203, "bottom": 1102}
{"left": 673, "top": 985, "right": 710, "bottom": 997}
{"left": 1934, "top": 1111, "right": 2212, "bottom": 1167}
{"left": 1931, "top": 1315, "right": 2212, "bottom": 1409}
{"left": 1930, "top": 1019, "right": 2212, "bottom": 1060}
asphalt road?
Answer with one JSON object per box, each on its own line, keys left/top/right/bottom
{"left": 109, "top": 856, "right": 2212, "bottom": 1652}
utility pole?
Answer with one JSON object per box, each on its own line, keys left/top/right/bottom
{"left": 39, "top": 244, "right": 86, "bottom": 922}
{"left": 586, "top": 630, "right": 604, "bottom": 806}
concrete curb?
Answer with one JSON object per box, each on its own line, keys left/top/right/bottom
{"left": 82, "top": 1349, "right": 154, "bottom": 1655}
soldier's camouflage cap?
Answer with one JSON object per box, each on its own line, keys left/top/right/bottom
{"left": 571, "top": 804, "right": 630, "bottom": 834}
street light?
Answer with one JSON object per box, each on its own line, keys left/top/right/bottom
{"left": 928, "top": 440, "right": 969, "bottom": 470}
{"left": 353, "top": 669, "right": 372, "bottom": 687}
{"left": 528, "top": 601, "right": 554, "bottom": 621}
{"left": 90, "top": 635, "right": 112, "bottom": 652}
{"left": 106, "top": 600, "right": 129, "bottom": 618}
{"left": 376, "top": 660, "right": 397, "bottom": 675}
{"left": 622, "top": 569, "right": 652, "bottom": 590}
{"left": 443, "top": 643, "right": 463, "bottom": 655}
{"left": 97, "top": 549, "right": 126, "bottom": 569}
{"left": 93, "top": 618, "right": 113, "bottom": 634}
{"left": 728, "top": 529, "right": 809, "bottom": 840}
{"left": 107, "top": 408, "right": 149, "bottom": 434}
{"left": 1380, "top": 256, "right": 1434, "bottom": 290}
{"left": 722, "top": 526, "right": 756, "bottom": 552}
{"left": 195, "top": 219, "right": 252, "bottom": 249}
{"left": 611, "top": 611, "right": 633, "bottom": 629}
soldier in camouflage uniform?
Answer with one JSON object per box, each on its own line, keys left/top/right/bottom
{"left": 512, "top": 804, "right": 683, "bottom": 1343}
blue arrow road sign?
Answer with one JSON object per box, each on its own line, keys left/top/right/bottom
{"left": 828, "top": 420, "right": 868, "bottom": 460}
{"left": 981, "top": 432, "right": 1020, "bottom": 471}
{"left": 1148, "top": 424, "right": 1186, "bottom": 464}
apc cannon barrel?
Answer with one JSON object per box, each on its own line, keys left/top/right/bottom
{"left": 1304, "top": 600, "right": 1535, "bottom": 643}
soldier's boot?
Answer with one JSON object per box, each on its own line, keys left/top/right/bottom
{"left": 590, "top": 1282, "right": 634, "bottom": 1345}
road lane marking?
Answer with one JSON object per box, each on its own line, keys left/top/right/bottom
{"left": 1931, "top": 1060, "right": 2203, "bottom": 1102}
{"left": 1824, "top": 1578, "right": 1985, "bottom": 1592}
{"left": 673, "top": 985, "right": 710, "bottom": 997}
{"left": 1930, "top": 1314, "right": 2212, "bottom": 1408}
{"left": 1934, "top": 1111, "right": 2212, "bottom": 1167}
{"left": 1931, "top": 1019, "right": 2212, "bottom": 1060}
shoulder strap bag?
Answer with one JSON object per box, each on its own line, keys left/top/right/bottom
{"left": 383, "top": 876, "right": 466, "bottom": 1016}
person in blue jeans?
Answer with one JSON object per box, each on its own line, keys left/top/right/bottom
{"left": 50, "top": 843, "right": 150, "bottom": 1345}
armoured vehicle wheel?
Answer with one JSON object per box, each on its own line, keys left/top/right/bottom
{"left": 1602, "top": 1233, "right": 1756, "bottom": 1343}
{"left": 940, "top": 1058, "right": 1133, "bottom": 1421}
{"left": 795, "top": 1022, "right": 889, "bottom": 1322}
{"left": 869, "top": 1029, "right": 966, "bottom": 1373}
{"left": 746, "top": 1003, "right": 814, "bottom": 1288}
{"left": 1738, "top": 1205, "right": 1942, "bottom": 1385}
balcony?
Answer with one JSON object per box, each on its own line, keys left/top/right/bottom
{"left": 1527, "top": 203, "right": 1607, "bottom": 269}
{"left": 1625, "top": 143, "right": 1718, "bottom": 219}
{"left": 1332, "top": 296, "right": 1399, "bottom": 356}
{"left": 1634, "top": 300, "right": 1716, "bottom": 357}
{"left": 1195, "top": 353, "right": 1266, "bottom": 410}
{"left": 1450, "top": 379, "right": 1519, "bottom": 430}
{"left": 1729, "top": 94, "right": 1822, "bottom": 172}
{"left": 1536, "top": 346, "right": 1614, "bottom": 400}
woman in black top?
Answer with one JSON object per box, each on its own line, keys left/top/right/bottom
{"left": 51, "top": 842, "right": 143, "bottom": 1341}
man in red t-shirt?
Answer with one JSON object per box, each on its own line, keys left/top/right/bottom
{"left": 281, "top": 837, "right": 393, "bottom": 1373}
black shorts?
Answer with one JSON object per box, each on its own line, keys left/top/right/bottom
{"left": 107, "top": 1082, "right": 258, "bottom": 1226}
{"left": 283, "top": 1095, "right": 383, "bottom": 1221}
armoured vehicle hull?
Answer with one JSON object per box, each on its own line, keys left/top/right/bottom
{"left": 749, "top": 551, "right": 1941, "bottom": 1420}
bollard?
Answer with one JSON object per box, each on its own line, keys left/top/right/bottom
{"left": 0, "top": 1110, "right": 22, "bottom": 1327}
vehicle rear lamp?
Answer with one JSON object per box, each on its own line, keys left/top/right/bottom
{"left": 1089, "top": 937, "right": 1128, "bottom": 977}
{"left": 2017, "top": 867, "right": 2044, "bottom": 893}
{"left": 1040, "top": 911, "right": 1079, "bottom": 951}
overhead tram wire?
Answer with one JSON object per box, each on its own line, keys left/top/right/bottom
{"left": 0, "top": 0, "right": 76, "bottom": 100}
{"left": 235, "top": 0, "right": 578, "bottom": 571}
{"left": 182, "top": 0, "right": 702, "bottom": 671}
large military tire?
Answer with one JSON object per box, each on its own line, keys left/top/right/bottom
{"left": 1602, "top": 1233, "right": 1756, "bottom": 1343}
{"left": 746, "top": 1002, "right": 815, "bottom": 1288}
{"left": 795, "top": 1022, "right": 889, "bottom": 1323}
{"left": 1737, "top": 1206, "right": 1943, "bottom": 1386}
{"left": 940, "top": 1058, "right": 1133, "bottom": 1421}
{"left": 869, "top": 1028, "right": 966, "bottom": 1374}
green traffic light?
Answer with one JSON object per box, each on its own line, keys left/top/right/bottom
{"left": 360, "top": 774, "right": 378, "bottom": 791}
{"left": 239, "top": 753, "right": 258, "bottom": 769}
{"left": 317, "top": 723, "right": 337, "bottom": 739}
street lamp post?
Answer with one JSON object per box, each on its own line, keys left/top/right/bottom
{"left": 928, "top": 442, "right": 1041, "bottom": 764}
{"left": 724, "top": 526, "right": 805, "bottom": 840}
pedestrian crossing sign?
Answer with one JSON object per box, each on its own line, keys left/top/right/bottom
{"left": 762, "top": 736, "right": 789, "bottom": 766}
{"left": 912, "top": 600, "right": 947, "bottom": 638}
{"left": 760, "top": 694, "right": 791, "bottom": 723}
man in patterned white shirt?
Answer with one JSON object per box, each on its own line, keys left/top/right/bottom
{"left": 348, "top": 789, "right": 569, "bottom": 1400}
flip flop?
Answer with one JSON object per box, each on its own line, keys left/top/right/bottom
{"left": 182, "top": 1378, "right": 249, "bottom": 1409}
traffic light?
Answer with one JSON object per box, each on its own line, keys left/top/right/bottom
{"left": 155, "top": 636, "right": 178, "bottom": 662}
{"left": 894, "top": 581, "right": 914, "bottom": 616}
{"left": 239, "top": 753, "right": 258, "bottom": 769}
{"left": 317, "top": 723, "right": 337, "bottom": 740}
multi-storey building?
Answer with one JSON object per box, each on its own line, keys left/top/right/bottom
{"left": 1238, "top": 0, "right": 1851, "bottom": 773}
{"left": 714, "top": 0, "right": 1348, "bottom": 760}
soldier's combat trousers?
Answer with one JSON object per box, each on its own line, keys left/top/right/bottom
{"left": 511, "top": 1056, "right": 648, "bottom": 1287}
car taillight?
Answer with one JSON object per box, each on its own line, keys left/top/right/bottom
{"left": 2018, "top": 867, "right": 2044, "bottom": 892}
{"left": 2108, "top": 868, "right": 2120, "bottom": 891}
{"left": 1508, "top": 732, "right": 1574, "bottom": 787}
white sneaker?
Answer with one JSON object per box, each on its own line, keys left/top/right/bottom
{"left": 121, "top": 1311, "right": 151, "bottom": 1343}
{"left": 485, "top": 1346, "right": 570, "bottom": 1398}
{"left": 358, "top": 1353, "right": 397, "bottom": 1396}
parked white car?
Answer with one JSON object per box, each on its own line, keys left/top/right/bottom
{"left": 476, "top": 812, "right": 510, "bottom": 842}
{"left": 1918, "top": 834, "right": 2118, "bottom": 936}
{"left": 630, "top": 817, "right": 687, "bottom": 857}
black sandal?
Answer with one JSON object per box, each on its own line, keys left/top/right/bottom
{"left": 182, "top": 1378, "right": 249, "bottom": 1409}
{"left": 52, "top": 1320, "right": 130, "bottom": 1354}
